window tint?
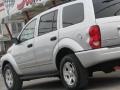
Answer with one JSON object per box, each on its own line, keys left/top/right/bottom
{"left": 62, "top": 3, "right": 84, "bottom": 28}
{"left": 53, "top": 11, "right": 58, "bottom": 31}
{"left": 93, "top": 0, "right": 120, "bottom": 18}
{"left": 20, "top": 19, "right": 36, "bottom": 42}
{"left": 38, "top": 10, "right": 58, "bottom": 36}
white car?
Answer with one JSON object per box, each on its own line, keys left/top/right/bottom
{"left": 1, "top": 0, "right": 120, "bottom": 90}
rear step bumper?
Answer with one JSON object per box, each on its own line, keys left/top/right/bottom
{"left": 75, "top": 47, "right": 120, "bottom": 68}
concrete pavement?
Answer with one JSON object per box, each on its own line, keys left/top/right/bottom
{"left": 1, "top": 71, "right": 120, "bottom": 90}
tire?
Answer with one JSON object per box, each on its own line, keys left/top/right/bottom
{"left": 60, "top": 54, "right": 88, "bottom": 90}
{"left": 2, "top": 64, "right": 23, "bottom": 90}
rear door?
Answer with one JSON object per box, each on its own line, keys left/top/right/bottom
{"left": 34, "top": 10, "right": 59, "bottom": 73}
{"left": 92, "top": 0, "right": 120, "bottom": 47}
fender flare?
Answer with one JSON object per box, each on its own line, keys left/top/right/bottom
{"left": 1, "top": 53, "right": 22, "bottom": 75}
{"left": 52, "top": 38, "right": 84, "bottom": 67}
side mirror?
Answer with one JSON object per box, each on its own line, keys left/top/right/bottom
{"left": 11, "top": 38, "right": 20, "bottom": 44}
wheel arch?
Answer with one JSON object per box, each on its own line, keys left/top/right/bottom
{"left": 1, "top": 54, "right": 22, "bottom": 75}
{"left": 54, "top": 38, "right": 84, "bottom": 70}
{"left": 2, "top": 61, "right": 10, "bottom": 71}
{"left": 55, "top": 47, "right": 74, "bottom": 70}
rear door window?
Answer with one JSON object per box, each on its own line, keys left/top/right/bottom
{"left": 62, "top": 3, "right": 84, "bottom": 28}
{"left": 93, "top": 0, "right": 120, "bottom": 18}
{"left": 38, "top": 10, "right": 58, "bottom": 36}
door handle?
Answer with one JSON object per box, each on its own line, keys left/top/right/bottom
{"left": 27, "top": 44, "right": 33, "bottom": 48}
{"left": 117, "top": 27, "right": 120, "bottom": 30}
{"left": 117, "top": 27, "right": 120, "bottom": 37}
{"left": 50, "top": 36, "right": 57, "bottom": 41}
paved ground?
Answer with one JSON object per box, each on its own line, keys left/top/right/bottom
{"left": 1, "top": 71, "right": 120, "bottom": 90}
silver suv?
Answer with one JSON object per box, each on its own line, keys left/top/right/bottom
{"left": 1, "top": 0, "right": 120, "bottom": 90}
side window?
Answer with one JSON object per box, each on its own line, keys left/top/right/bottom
{"left": 38, "top": 10, "right": 58, "bottom": 36}
{"left": 62, "top": 3, "right": 84, "bottom": 28}
{"left": 19, "top": 19, "right": 36, "bottom": 42}
{"left": 93, "top": 0, "right": 120, "bottom": 18}
{"left": 53, "top": 11, "right": 58, "bottom": 31}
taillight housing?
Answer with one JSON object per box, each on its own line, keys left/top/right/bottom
{"left": 89, "top": 25, "right": 101, "bottom": 49}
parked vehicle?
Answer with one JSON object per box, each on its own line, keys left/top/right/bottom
{"left": 1, "top": 0, "right": 120, "bottom": 90}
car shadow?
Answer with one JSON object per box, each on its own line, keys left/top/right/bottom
{"left": 23, "top": 78, "right": 65, "bottom": 90}
{"left": 22, "top": 77, "right": 120, "bottom": 90}
{"left": 88, "top": 77, "right": 120, "bottom": 89}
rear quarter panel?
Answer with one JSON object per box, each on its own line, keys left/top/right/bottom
{"left": 58, "top": 0, "right": 96, "bottom": 51}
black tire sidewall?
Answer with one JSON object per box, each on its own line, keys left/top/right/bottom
{"left": 60, "top": 54, "right": 88, "bottom": 90}
{"left": 3, "top": 64, "right": 13, "bottom": 90}
{"left": 3, "top": 64, "right": 22, "bottom": 90}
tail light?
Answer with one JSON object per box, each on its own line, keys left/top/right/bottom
{"left": 89, "top": 25, "right": 101, "bottom": 49}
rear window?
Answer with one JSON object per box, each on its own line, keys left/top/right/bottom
{"left": 93, "top": 0, "right": 120, "bottom": 18}
{"left": 62, "top": 3, "right": 84, "bottom": 28}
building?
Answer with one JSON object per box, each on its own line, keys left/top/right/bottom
{"left": 0, "top": 0, "right": 73, "bottom": 54}
{"left": 0, "top": 0, "right": 10, "bottom": 55}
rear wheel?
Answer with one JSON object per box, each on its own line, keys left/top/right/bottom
{"left": 60, "top": 54, "right": 88, "bottom": 90}
{"left": 3, "top": 64, "right": 23, "bottom": 90}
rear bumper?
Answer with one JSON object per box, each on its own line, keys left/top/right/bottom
{"left": 75, "top": 47, "right": 120, "bottom": 68}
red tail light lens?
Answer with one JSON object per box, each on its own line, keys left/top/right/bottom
{"left": 89, "top": 25, "right": 101, "bottom": 49}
